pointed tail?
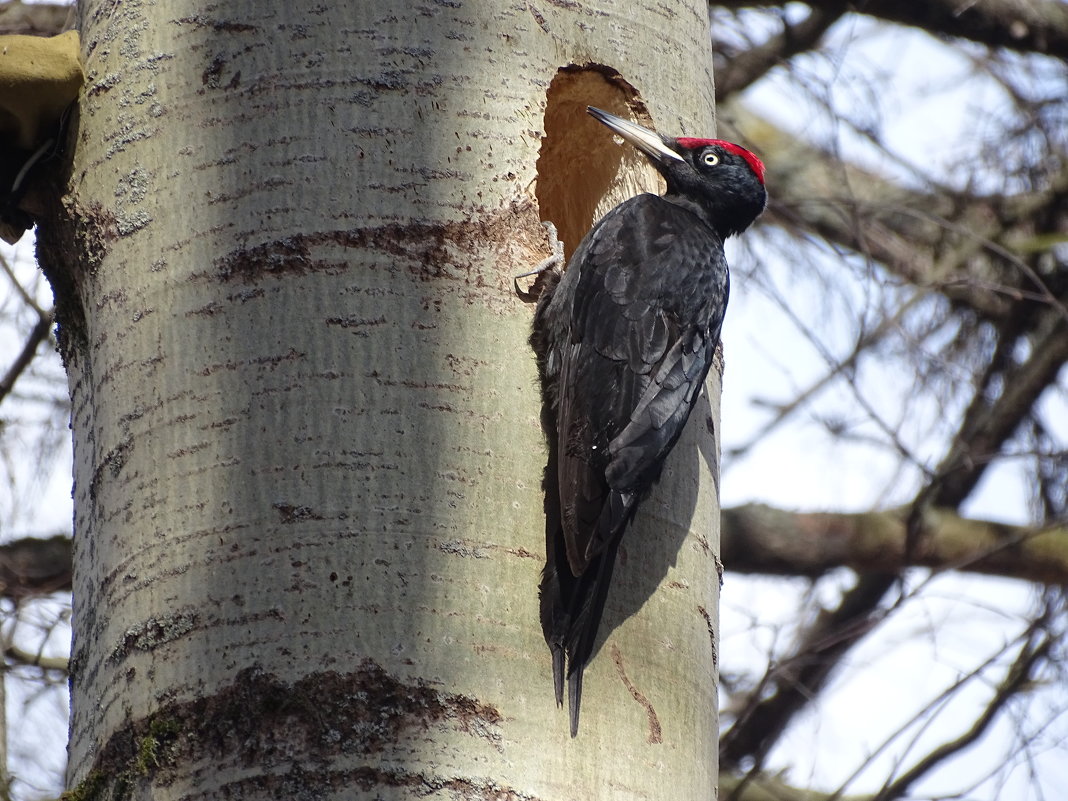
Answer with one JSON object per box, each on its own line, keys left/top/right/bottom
{"left": 542, "top": 527, "right": 625, "bottom": 736}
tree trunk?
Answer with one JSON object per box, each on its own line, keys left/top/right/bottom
{"left": 36, "top": 1, "right": 723, "bottom": 798}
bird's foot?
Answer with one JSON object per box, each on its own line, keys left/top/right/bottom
{"left": 514, "top": 220, "right": 564, "bottom": 301}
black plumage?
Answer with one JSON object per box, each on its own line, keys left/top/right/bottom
{"left": 530, "top": 107, "right": 767, "bottom": 736}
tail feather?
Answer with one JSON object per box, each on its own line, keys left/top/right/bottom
{"left": 568, "top": 665, "right": 583, "bottom": 738}
{"left": 563, "top": 532, "right": 622, "bottom": 735}
{"left": 540, "top": 482, "right": 638, "bottom": 735}
{"left": 552, "top": 643, "right": 565, "bottom": 707}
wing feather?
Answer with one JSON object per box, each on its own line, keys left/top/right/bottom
{"left": 536, "top": 192, "right": 729, "bottom": 736}
{"left": 554, "top": 194, "right": 728, "bottom": 572}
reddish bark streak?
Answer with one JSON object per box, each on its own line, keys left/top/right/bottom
{"left": 611, "top": 643, "right": 662, "bottom": 743}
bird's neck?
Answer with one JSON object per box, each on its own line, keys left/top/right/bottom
{"left": 664, "top": 191, "right": 760, "bottom": 240}
{"left": 661, "top": 193, "right": 726, "bottom": 238}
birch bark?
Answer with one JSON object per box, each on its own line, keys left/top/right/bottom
{"left": 37, "top": 1, "right": 723, "bottom": 797}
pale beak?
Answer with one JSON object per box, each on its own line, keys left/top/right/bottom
{"left": 587, "top": 106, "right": 685, "bottom": 164}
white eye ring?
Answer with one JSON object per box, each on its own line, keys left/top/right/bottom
{"left": 702, "top": 151, "right": 720, "bottom": 167}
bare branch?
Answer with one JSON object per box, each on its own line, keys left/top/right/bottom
{"left": 0, "top": 535, "right": 71, "bottom": 600}
{"left": 0, "top": 309, "right": 54, "bottom": 404}
{"left": 828, "top": 643, "right": 1016, "bottom": 800}
{"left": 725, "top": 291, "right": 925, "bottom": 460}
{"left": 715, "top": 0, "right": 1068, "bottom": 59}
{"left": 722, "top": 302, "right": 1068, "bottom": 765}
{"left": 871, "top": 626, "right": 1054, "bottom": 801}
{"left": 930, "top": 315, "right": 1068, "bottom": 507}
{"left": 847, "top": 0, "right": 1068, "bottom": 60}
{"left": 714, "top": 4, "right": 848, "bottom": 101}
{"left": 5, "top": 643, "right": 68, "bottom": 674}
{"left": 722, "top": 772, "right": 869, "bottom": 801}
{"left": 720, "top": 570, "right": 898, "bottom": 770}
{"left": 721, "top": 102, "right": 1068, "bottom": 325}
{"left": 722, "top": 504, "right": 1068, "bottom": 584}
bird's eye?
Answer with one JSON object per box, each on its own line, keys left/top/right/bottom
{"left": 701, "top": 151, "right": 720, "bottom": 167}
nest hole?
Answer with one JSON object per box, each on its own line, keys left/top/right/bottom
{"left": 535, "top": 65, "right": 663, "bottom": 262}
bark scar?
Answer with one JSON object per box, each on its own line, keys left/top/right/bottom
{"left": 611, "top": 643, "right": 661, "bottom": 743}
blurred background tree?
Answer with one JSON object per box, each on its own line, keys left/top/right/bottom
{"left": 0, "top": 1, "right": 1065, "bottom": 799}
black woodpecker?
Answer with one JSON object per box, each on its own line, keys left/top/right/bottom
{"left": 530, "top": 106, "right": 767, "bottom": 737}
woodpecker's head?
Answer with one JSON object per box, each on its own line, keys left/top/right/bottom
{"left": 588, "top": 106, "right": 767, "bottom": 238}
